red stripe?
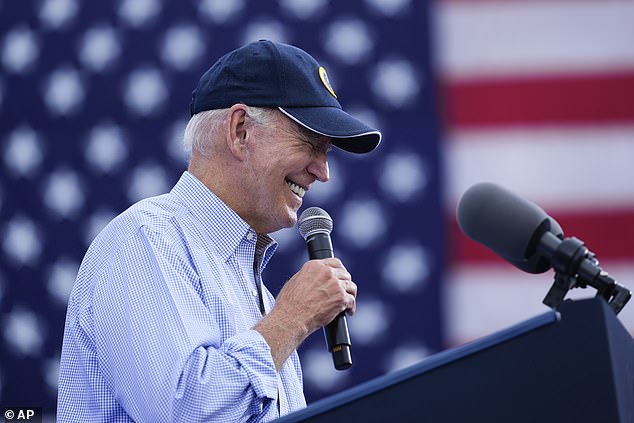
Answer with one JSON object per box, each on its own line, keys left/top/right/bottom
{"left": 441, "top": 72, "right": 634, "bottom": 127}
{"left": 450, "top": 209, "right": 634, "bottom": 264}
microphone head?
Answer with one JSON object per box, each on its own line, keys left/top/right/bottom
{"left": 457, "top": 182, "right": 563, "bottom": 274}
{"left": 298, "top": 207, "right": 333, "bottom": 240}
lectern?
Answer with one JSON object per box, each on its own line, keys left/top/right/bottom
{"left": 277, "top": 298, "right": 634, "bottom": 423}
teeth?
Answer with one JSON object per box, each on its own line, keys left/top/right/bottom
{"left": 286, "top": 180, "right": 305, "bottom": 198}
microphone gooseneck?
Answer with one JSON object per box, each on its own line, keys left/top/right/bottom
{"left": 298, "top": 207, "right": 352, "bottom": 370}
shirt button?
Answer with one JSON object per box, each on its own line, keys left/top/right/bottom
{"left": 246, "top": 232, "right": 254, "bottom": 241}
{"left": 251, "top": 288, "right": 258, "bottom": 297}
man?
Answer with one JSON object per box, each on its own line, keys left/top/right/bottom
{"left": 58, "top": 40, "right": 381, "bottom": 422}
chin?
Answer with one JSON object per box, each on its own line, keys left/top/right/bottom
{"left": 283, "top": 209, "right": 300, "bottom": 229}
{"left": 280, "top": 212, "right": 298, "bottom": 230}
{"left": 288, "top": 213, "right": 299, "bottom": 227}
{"left": 262, "top": 211, "right": 298, "bottom": 234}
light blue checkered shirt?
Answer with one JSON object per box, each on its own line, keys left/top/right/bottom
{"left": 58, "top": 171, "right": 306, "bottom": 422}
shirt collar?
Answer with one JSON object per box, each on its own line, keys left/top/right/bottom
{"left": 170, "top": 171, "right": 278, "bottom": 262}
{"left": 255, "top": 232, "right": 277, "bottom": 272}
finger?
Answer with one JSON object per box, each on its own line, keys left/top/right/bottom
{"left": 325, "top": 259, "right": 352, "bottom": 280}
{"left": 340, "top": 280, "right": 356, "bottom": 316}
{"left": 344, "top": 292, "right": 356, "bottom": 315}
{"left": 342, "top": 280, "right": 357, "bottom": 296}
{"left": 315, "top": 258, "right": 351, "bottom": 280}
{"left": 335, "top": 268, "right": 352, "bottom": 281}
{"left": 321, "top": 257, "right": 345, "bottom": 270}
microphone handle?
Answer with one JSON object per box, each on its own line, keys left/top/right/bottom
{"left": 306, "top": 233, "right": 352, "bottom": 370}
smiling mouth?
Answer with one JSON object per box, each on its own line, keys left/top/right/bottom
{"left": 286, "top": 179, "right": 306, "bottom": 198}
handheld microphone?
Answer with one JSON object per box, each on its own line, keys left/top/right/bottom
{"left": 298, "top": 207, "right": 352, "bottom": 370}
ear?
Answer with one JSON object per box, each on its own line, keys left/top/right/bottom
{"left": 226, "top": 104, "right": 249, "bottom": 161}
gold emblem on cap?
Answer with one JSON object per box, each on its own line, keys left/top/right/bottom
{"left": 318, "top": 66, "right": 337, "bottom": 98}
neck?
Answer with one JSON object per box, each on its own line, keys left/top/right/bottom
{"left": 188, "top": 152, "right": 260, "bottom": 231}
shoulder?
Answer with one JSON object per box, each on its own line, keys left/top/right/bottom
{"left": 119, "top": 193, "right": 185, "bottom": 234}
{"left": 73, "top": 193, "right": 195, "bottom": 291}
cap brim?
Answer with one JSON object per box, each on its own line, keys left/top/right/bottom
{"left": 279, "top": 106, "right": 382, "bottom": 154}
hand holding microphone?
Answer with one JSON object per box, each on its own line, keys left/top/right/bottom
{"left": 260, "top": 207, "right": 355, "bottom": 371}
{"left": 298, "top": 207, "right": 354, "bottom": 370}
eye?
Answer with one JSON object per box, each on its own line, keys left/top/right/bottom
{"left": 302, "top": 138, "right": 319, "bottom": 151}
{"left": 303, "top": 138, "right": 331, "bottom": 155}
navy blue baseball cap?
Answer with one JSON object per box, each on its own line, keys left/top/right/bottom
{"left": 190, "top": 40, "right": 382, "bottom": 154}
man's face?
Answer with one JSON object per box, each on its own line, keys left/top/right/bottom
{"left": 243, "top": 112, "right": 331, "bottom": 234}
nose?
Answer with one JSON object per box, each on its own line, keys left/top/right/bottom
{"left": 307, "top": 152, "right": 329, "bottom": 183}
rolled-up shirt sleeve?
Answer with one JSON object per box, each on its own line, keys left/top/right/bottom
{"left": 91, "top": 225, "right": 278, "bottom": 422}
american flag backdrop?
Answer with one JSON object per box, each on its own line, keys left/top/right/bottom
{"left": 0, "top": 0, "right": 442, "bottom": 417}
{"left": 438, "top": 0, "right": 634, "bottom": 346}
{"left": 1, "top": 0, "right": 633, "bottom": 420}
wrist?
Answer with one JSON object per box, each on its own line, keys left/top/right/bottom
{"left": 254, "top": 307, "right": 309, "bottom": 370}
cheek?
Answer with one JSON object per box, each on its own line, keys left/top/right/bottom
{"left": 250, "top": 168, "right": 280, "bottom": 201}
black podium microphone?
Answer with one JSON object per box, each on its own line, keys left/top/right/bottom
{"left": 456, "top": 182, "right": 631, "bottom": 313}
{"left": 298, "top": 207, "right": 352, "bottom": 370}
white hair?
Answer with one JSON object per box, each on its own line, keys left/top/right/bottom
{"left": 182, "top": 106, "right": 279, "bottom": 156}
{"left": 182, "top": 109, "right": 226, "bottom": 156}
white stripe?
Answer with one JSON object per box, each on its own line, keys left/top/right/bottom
{"left": 434, "top": 0, "right": 634, "bottom": 80}
{"left": 443, "top": 125, "right": 634, "bottom": 212}
{"left": 445, "top": 261, "right": 634, "bottom": 345}
{"left": 277, "top": 107, "right": 383, "bottom": 142}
